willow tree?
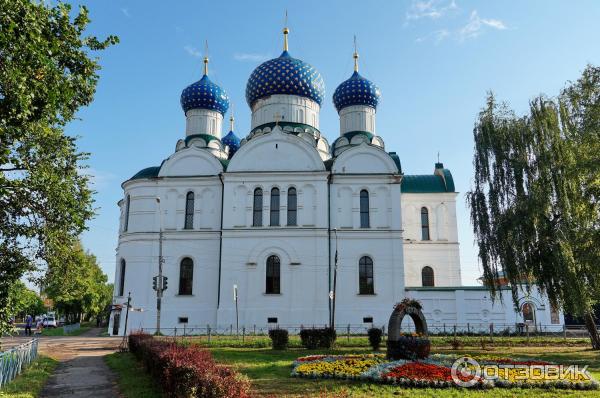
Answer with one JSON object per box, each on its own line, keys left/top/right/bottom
{"left": 468, "top": 66, "right": 600, "bottom": 349}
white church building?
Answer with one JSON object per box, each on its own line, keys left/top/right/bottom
{"left": 109, "top": 28, "right": 563, "bottom": 335}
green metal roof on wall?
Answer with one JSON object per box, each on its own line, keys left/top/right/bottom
{"left": 130, "top": 166, "right": 161, "bottom": 180}
{"left": 184, "top": 133, "right": 221, "bottom": 146}
{"left": 402, "top": 174, "right": 455, "bottom": 193}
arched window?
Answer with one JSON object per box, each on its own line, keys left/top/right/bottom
{"left": 287, "top": 187, "right": 297, "bottom": 226}
{"left": 265, "top": 255, "right": 280, "bottom": 294}
{"left": 270, "top": 188, "right": 280, "bottom": 226}
{"left": 123, "top": 195, "right": 131, "bottom": 232}
{"left": 421, "top": 266, "right": 434, "bottom": 287}
{"left": 522, "top": 302, "right": 535, "bottom": 323}
{"left": 184, "top": 191, "right": 194, "bottom": 229}
{"left": 118, "top": 259, "right": 126, "bottom": 296}
{"left": 359, "top": 256, "right": 374, "bottom": 294}
{"left": 253, "top": 188, "right": 263, "bottom": 226}
{"left": 421, "top": 207, "right": 430, "bottom": 240}
{"left": 360, "top": 190, "right": 370, "bottom": 228}
{"left": 179, "top": 258, "right": 194, "bottom": 295}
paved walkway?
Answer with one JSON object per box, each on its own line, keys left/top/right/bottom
{"left": 35, "top": 328, "right": 122, "bottom": 398}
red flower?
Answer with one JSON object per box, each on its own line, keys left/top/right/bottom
{"left": 383, "top": 362, "right": 454, "bottom": 381}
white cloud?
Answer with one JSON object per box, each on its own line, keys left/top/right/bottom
{"left": 406, "top": 0, "right": 457, "bottom": 21}
{"left": 121, "top": 8, "right": 130, "bottom": 18}
{"left": 416, "top": 29, "right": 450, "bottom": 44}
{"left": 459, "top": 10, "right": 507, "bottom": 40}
{"left": 184, "top": 45, "right": 201, "bottom": 58}
{"left": 233, "top": 53, "right": 271, "bottom": 62}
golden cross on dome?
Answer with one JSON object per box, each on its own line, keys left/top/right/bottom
{"left": 283, "top": 10, "right": 289, "bottom": 52}
{"left": 203, "top": 40, "right": 209, "bottom": 76}
{"left": 353, "top": 35, "right": 359, "bottom": 73}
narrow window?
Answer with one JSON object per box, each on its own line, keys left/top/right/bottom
{"left": 118, "top": 259, "right": 126, "bottom": 296}
{"left": 360, "top": 190, "right": 370, "bottom": 228}
{"left": 421, "top": 266, "right": 434, "bottom": 287}
{"left": 266, "top": 255, "right": 280, "bottom": 294}
{"left": 253, "top": 188, "right": 263, "bottom": 227}
{"left": 270, "top": 188, "right": 280, "bottom": 226}
{"left": 359, "top": 256, "right": 374, "bottom": 294}
{"left": 184, "top": 192, "right": 194, "bottom": 229}
{"left": 123, "top": 195, "right": 131, "bottom": 232}
{"left": 421, "top": 207, "right": 430, "bottom": 240}
{"left": 179, "top": 258, "right": 194, "bottom": 295}
{"left": 287, "top": 187, "right": 297, "bottom": 226}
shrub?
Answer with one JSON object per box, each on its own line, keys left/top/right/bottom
{"left": 299, "top": 328, "right": 337, "bottom": 349}
{"left": 386, "top": 336, "right": 431, "bottom": 360}
{"left": 268, "top": 328, "right": 289, "bottom": 350}
{"left": 126, "top": 332, "right": 250, "bottom": 398}
{"left": 367, "top": 328, "right": 383, "bottom": 351}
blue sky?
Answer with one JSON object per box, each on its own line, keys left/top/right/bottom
{"left": 69, "top": 0, "right": 600, "bottom": 284}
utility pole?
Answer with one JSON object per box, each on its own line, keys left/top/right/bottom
{"left": 331, "top": 228, "right": 339, "bottom": 330}
{"left": 155, "top": 197, "right": 166, "bottom": 335}
{"left": 119, "top": 292, "right": 131, "bottom": 352}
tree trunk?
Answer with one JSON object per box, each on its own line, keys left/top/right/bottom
{"left": 584, "top": 312, "right": 600, "bottom": 350}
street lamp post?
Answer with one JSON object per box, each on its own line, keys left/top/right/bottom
{"left": 233, "top": 284, "right": 239, "bottom": 336}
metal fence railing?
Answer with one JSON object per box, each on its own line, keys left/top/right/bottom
{"left": 0, "top": 339, "right": 38, "bottom": 388}
{"left": 131, "top": 322, "right": 583, "bottom": 339}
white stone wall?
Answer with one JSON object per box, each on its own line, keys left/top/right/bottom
{"left": 339, "top": 105, "right": 376, "bottom": 135}
{"left": 251, "top": 94, "right": 320, "bottom": 129}
{"left": 405, "top": 287, "right": 564, "bottom": 332}
{"left": 185, "top": 108, "right": 224, "bottom": 138}
{"left": 401, "top": 192, "right": 462, "bottom": 287}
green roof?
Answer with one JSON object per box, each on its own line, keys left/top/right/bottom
{"left": 185, "top": 134, "right": 220, "bottom": 146}
{"left": 130, "top": 166, "right": 161, "bottom": 180}
{"left": 250, "top": 121, "right": 320, "bottom": 136}
{"left": 402, "top": 173, "right": 455, "bottom": 193}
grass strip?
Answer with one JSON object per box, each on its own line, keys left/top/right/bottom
{"left": 104, "top": 352, "right": 162, "bottom": 398}
{"left": 0, "top": 355, "right": 58, "bottom": 398}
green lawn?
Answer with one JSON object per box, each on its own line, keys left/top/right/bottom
{"left": 0, "top": 356, "right": 58, "bottom": 398}
{"left": 207, "top": 345, "right": 600, "bottom": 397}
{"left": 40, "top": 326, "right": 90, "bottom": 336}
{"left": 105, "top": 352, "right": 162, "bottom": 398}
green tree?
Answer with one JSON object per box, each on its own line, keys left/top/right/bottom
{"left": 0, "top": 0, "right": 117, "bottom": 336}
{"left": 467, "top": 65, "right": 600, "bottom": 349}
{"left": 8, "top": 281, "right": 45, "bottom": 319}
{"left": 44, "top": 241, "right": 113, "bottom": 323}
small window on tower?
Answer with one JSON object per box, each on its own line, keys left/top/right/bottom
{"left": 363, "top": 317, "right": 373, "bottom": 323}
{"left": 178, "top": 317, "right": 188, "bottom": 324}
{"left": 267, "top": 317, "right": 278, "bottom": 324}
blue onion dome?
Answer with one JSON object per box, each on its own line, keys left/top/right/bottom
{"left": 245, "top": 51, "right": 325, "bottom": 107}
{"left": 333, "top": 71, "right": 381, "bottom": 113}
{"left": 222, "top": 115, "right": 240, "bottom": 155}
{"left": 222, "top": 130, "right": 240, "bottom": 153}
{"left": 180, "top": 57, "right": 230, "bottom": 115}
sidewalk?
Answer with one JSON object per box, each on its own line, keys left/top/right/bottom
{"left": 38, "top": 328, "right": 122, "bottom": 398}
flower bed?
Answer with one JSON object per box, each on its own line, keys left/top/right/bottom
{"left": 291, "top": 353, "right": 599, "bottom": 390}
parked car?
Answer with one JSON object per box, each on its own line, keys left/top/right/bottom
{"left": 43, "top": 316, "right": 57, "bottom": 328}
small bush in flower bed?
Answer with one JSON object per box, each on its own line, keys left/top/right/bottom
{"left": 268, "top": 328, "right": 289, "bottom": 350}
{"left": 291, "top": 353, "right": 599, "bottom": 390}
{"left": 299, "top": 327, "right": 337, "bottom": 349}
{"left": 387, "top": 335, "right": 431, "bottom": 360}
{"left": 367, "top": 328, "right": 383, "bottom": 351}
{"left": 128, "top": 332, "right": 250, "bottom": 398}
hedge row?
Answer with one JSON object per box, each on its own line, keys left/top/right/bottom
{"left": 128, "top": 332, "right": 250, "bottom": 398}
{"left": 299, "top": 328, "right": 337, "bottom": 349}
